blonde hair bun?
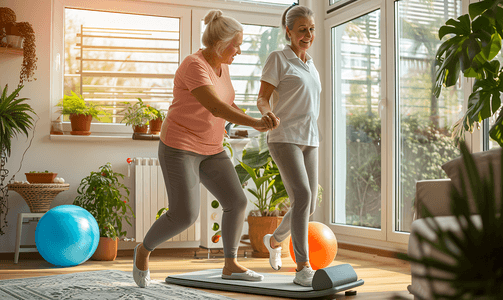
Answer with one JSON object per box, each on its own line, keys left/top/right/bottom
{"left": 204, "top": 10, "right": 223, "bottom": 25}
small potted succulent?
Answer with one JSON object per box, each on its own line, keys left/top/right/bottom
{"left": 121, "top": 98, "right": 156, "bottom": 134}
{"left": 73, "top": 163, "right": 134, "bottom": 261}
{"left": 57, "top": 91, "right": 107, "bottom": 135}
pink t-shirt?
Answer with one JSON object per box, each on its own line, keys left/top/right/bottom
{"left": 160, "top": 50, "right": 235, "bottom": 155}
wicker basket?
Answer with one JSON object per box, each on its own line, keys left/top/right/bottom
{"left": 7, "top": 183, "right": 70, "bottom": 213}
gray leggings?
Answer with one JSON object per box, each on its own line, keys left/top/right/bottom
{"left": 142, "top": 142, "right": 247, "bottom": 258}
{"left": 268, "top": 143, "right": 318, "bottom": 263}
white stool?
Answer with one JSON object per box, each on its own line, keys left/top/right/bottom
{"left": 14, "top": 212, "right": 45, "bottom": 264}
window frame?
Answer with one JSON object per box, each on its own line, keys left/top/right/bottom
{"left": 52, "top": 0, "right": 192, "bottom": 134}
{"left": 52, "top": 0, "right": 287, "bottom": 135}
{"left": 323, "top": 0, "right": 474, "bottom": 251}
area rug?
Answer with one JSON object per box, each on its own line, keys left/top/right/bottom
{"left": 0, "top": 270, "right": 234, "bottom": 300}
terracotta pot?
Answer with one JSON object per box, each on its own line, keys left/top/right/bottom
{"left": 91, "top": 237, "right": 118, "bottom": 261}
{"left": 69, "top": 113, "right": 92, "bottom": 135}
{"left": 25, "top": 172, "right": 57, "bottom": 183}
{"left": 5, "top": 23, "right": 19, "bottom": 36}
{"left": 247, "top": 216, "right": 290, "bottom": 258}
{"left": 149, "top": 118, "right": 163, "bottom": 134}
{"left": 133, "top": 125, "right": 148, "bottom": 134}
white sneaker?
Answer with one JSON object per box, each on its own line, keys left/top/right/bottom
{"left": 263, "top": 234, "right": 282, "bottom": 270}
{"left": 293, "top": 266, "right": 315, "bottom": 287}
{"left": 133, "top": 244, "right": 151, "bottom": 288}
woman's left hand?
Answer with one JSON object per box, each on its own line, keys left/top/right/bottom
{"left": 253, "top": 118, "right": 271, "bottom": 132}
{"left": 261, "top": 112, "right": 280, "bottom": 130}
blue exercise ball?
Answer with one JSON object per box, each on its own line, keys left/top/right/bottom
{"left": 35, "top": 205, "right": 99, "bottom": 267}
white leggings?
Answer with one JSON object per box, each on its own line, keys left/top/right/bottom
{"left": 268, "top": 142, "right": 318, "bottom": 263}
{"left": 142, "top": 142, "right": 247, "bottom": 258}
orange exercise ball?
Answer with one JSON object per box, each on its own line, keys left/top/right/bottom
{"left": 289, "top": 222, "right": 338, "bottom": 270}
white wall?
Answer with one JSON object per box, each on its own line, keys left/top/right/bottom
{"left": 0, "top": 0, "right": 327, "bottom": 253}
{"left": 0, "top": 0, "right": 159, "bottom": 253}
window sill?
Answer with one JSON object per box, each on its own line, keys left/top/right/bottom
{"left": 49, "top": 133, "right": 252, "bottom": 144}
{"left": 49, "top": 133, "right": 154, "bottom": 142}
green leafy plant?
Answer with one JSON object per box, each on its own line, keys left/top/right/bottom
{"left": 148, "top": 105, "right": 165, "bottom": 121}
{"left": 235, "top": 132, "right": 288, "bottom": 216}
{"left": 121, "top": 98, "right": 156, "bottom": 127}
{"left": 434, "top": 0, "right": 503, "bottom": 146}
{"left": 396, "top": 142, "right": 503, "bottom": 300}
{"left": 57, "top": 91, "right": 106, "bottom": 120}
{"left": 0, "top": 84, "right": 36, "bottom": 235}
{"left": 0, "top": 85, "right": 35, "bottom": 159}
{"left": 73, "top": 163, "right": 134, "bottom": 239}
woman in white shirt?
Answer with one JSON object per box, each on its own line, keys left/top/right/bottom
{"left": 257, "top": 4, "right": 321, "bottom": 287}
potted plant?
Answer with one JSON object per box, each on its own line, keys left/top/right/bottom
{"left": 148, "top": 106, "right": 165, "bottom": 134}
{"left": 73, "top": 163, "right": 134, "bottom": 261}
{"left": 433, "top": 0, "right": 503, "bottom": 146}
{"left": 397, "top": 143, "right": 503, "bottom": 299}
{"left": 25, "top": 170, "right": 57, "bottom": 183}
{"left": 0, "top": 7, "right": 37, "bottom": 86}
{"left": 0, "top": 84, "right": 36, "bottom": 235}
{"left": 235, "top": 132, "right": 290, "bottom": 258}
{"left": 57, "top": 91, "right": 106, "bottom": 135}
{"left": 121, "top": 98, "right": 156, "bottom": 134}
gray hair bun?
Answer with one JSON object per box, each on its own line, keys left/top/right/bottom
{"left": 204, "top": 10, "right": 223, "bottom": 25}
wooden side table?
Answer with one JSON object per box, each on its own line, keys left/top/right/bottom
{"left": 7, "top": 183, "right": 70, "bottom": 263}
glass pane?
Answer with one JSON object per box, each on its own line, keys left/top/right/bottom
{"left": 64, "top": 9, "right": 178, "bottom": 123}
{"left": 230, "top": 24, "right": 286, "bottom": 118}
{"left": 396, "top": 0, "right": 463, "bottom": 232}
{"left": 331, "top": 10, "right": 382, "bottom": 229}
{"left": 485, "top": 52, "right": 503, "bottom": 151}
{"left": 487, "top": 107, "right": 502, "bottom": 150}
{"left": 200, "top": 22, "right": 286, "bottom": 119}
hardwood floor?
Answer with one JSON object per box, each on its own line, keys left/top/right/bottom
{"left": 0, "top": 248, "right": 413, "bottom": 300}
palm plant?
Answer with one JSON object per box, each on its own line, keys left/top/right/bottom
{"left": 0, "top": 84, "right": 36, "bottom": 235}
{"left": 0, "top": 85, "right": 35, "bottom": 158}
{"left": 235, "top": 132, "right": 288, "bottom": 216}
{"left": 396, "top": 142, "right": 503, "bottom": 299}
{"left": 434, "top": 0, "right": 503, "bottom": 146}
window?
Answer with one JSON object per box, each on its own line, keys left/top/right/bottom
{"left": 395, "top": 0, "right": 463, "bottom": 232}
{"left": 326, "top": 0, "right": 469, "bottom": 249}
{"left": 230, "top": 24, "right": 286, "bottom": 118}
{"left": 63, "top": 8, "right": 180, "bottom": 126}
{"left": 331, "top": 10, "right": 382, "bottom": 229}
{"left": 53, "top": 0, "right": 191, "bottom": 134}
{"left": 195, "top": 10, "right": 287, "bottom": 124}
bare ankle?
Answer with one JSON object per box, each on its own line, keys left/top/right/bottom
{"left": 270, "top": 236, "right": 280, "bottom": 248}
{"left": 139, "top": 244, "right": 151, "bottom": 257}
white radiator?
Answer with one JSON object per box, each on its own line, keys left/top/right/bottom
{"left": 133, "top": 157, "right": 199, "bottom": 245}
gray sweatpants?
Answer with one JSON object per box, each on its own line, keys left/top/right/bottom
{"left": 142, "top": 142, "right": 248, "bottom": 258}
{"left": 268, "top": 143, "right": 318, "bottom": 263}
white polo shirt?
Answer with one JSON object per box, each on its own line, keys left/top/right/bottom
{"left": 261, "top": 44, "right": 322, "bottom": 147}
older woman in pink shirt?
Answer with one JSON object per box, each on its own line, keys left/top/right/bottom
{"left": 132, "top": 9, "right": 280, "bottom": 288}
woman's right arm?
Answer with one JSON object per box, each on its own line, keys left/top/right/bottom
{"left": 191, "top": 85, "right": 271, "bottom": 131}
{"left": 257, "top": 80, "right": 280, "bottom": 128}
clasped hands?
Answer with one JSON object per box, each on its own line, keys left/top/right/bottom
{"left": 253, "top": 111, "right": 280, "bottom": 132}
